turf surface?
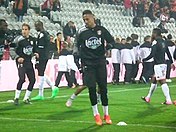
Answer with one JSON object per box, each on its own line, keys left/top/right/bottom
{"left": 0, "top": 81, "right": 176, "bottom": 132}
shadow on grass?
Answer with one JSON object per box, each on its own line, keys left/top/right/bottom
{"left": 76, "top": 124, "right": 103, "bottom": 132}
{"left": 0, "top": 104, "right": 20, "bottom": 112}
{"left": 47, "top": 108, "right": 90, "bottom": 120}
{"left": 136, "top": 104, "right": 164, "bottom": 118}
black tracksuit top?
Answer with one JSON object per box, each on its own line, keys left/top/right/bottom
{"left": 16, "top": 36, "right": 37, "bottom": 64}
{"left": 143, "top": 37, "right": 173, "bottom": 65}
{"left": 76, "top": 25, "right": 115, "bottom": 65}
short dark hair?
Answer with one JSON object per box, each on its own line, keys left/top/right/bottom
{"left": 56, "top": 32, "right": 62, "bottom": 36}
{"left": 153, "top": 28, "right": 161, "bottom": 36}
{"left": 82, "top": 10, "right": 93, "bottom": 16}
{"left": 126, "top": 37, "right": 132, "bottom": 42}
{"left": 35, "top": 20, "right": 43, "bottom": 26}
{"left": 144, "top": 35, "right": 151, "bottom": 42}
{"left": 131, "top": 34, "right": 138, "bottom": 40}
{"left": 22, "top": 23, "right": 30, "bottom": 30}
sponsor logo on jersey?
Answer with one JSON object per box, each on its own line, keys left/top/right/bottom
{"left": 85, "top": 37, "right": 102, "bottom": 49}
{"left": 23, "top": 45, "right": 33, "bottom": 55}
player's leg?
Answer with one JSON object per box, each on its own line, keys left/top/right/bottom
{"left": 97, "top": 64, "right": 112, "bottom": 125}
{"left": 166, "top": 60, "right": 171, "bottom": 82}
{"left": 141, "top": 76, "right": 157, "bottom": 103}
{"left": 44, "top": 74, "right": 59, "bottom": 98}
{"left": 124, "top": 64, "right": 132, "bottom": 84}
{"left": 66, "top": 85, "right": 87, "bottom": 107}
{"left": 112, "top": 63, "right": 120, "bottom": 84}
{"left": 24, "top": 67, "right": 35, "bottom": 104}
{"left": 158, "top": 64, "right": 172, "bottom": 104}
{"left": 45, "top": 75, "right": 59, "bottom": 93}
{"left": 31, "top": 60, "right": 47, "bottom": 100}
{"left": 97, "top": 87, "right": 101, "bottom": 104}
{"left": 142, "top": 64, "right": 160, "bottom": 103}
{"left": 65, "top": 72, "right": 73, "bottom": 88}
{"left": 85, "top": 65, "right": 102, "bottom": 125}
{"left": 14, "top": 64, "right": 25, "bottom": 105}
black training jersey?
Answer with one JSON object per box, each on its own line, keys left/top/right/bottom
{"left": 76, "top": 25, "right": 115, "bottom": 65}
{"left": 36, "top": 31, "right": 50, "bottom": 60}
{"left": 143, "top": 37, "right": 173, "bottom": 64}
{"left": 15, "top": 35, "right": 37, "bottom": 63}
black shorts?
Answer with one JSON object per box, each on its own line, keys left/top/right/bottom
{"left": 37, "top": 59, "right": 48, "bottom": 76}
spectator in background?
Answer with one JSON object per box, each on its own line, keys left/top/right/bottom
{"left": 146, "top": 0, "right": 160, "bottom": 22}
{"left": 55, "top": 32, "right": 63, "bottom": 54}
{"left": 0, "top": 0, "right": 9, "bottom": 7}
{"left": 124, "top": 0, "right": 132, "bottom": 16}
{"left": 170, "top": 0, "right": 176, "bottom": 20}
{"left": 63, "top": 21, "right": 76, "bottom": 42}
{"left": 136, "top": 0, "right": 145, "bottom": 26}
{"left": 132, "top": 15, "right": 141, "bottom": 27}
{"left": 158, "top": 0, "right": 170, "bottom": 10}
{"left": 132, "top": 0, "right": 138, "bottom": 17}
{"left": 52, "top": 0, "right": 61, "bottom": 12}
{"left": 0, "top": 0, "right": 5, "bottom": 6}
{"left": 13, "top": 0, "right": 28, "bottom": 22}
{"left": 41, "top": 0, "right": 53, "bottom": 19}
{"left": 158, "top": 6, "right": 169, "bottom": 33}
{"left": 48, "top": 35, "right": 58, "bottom": 59}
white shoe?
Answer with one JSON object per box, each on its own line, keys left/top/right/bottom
{"left": 66, "top": 99, "right": 72, "bottom": 107}
{"left": 166, "top": 79, "right": 172, "bottom": 83}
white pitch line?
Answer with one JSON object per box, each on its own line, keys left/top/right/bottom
{"left": 0, "top": 87, "right": 148, "bottom": 104}
{"left": 128, "top": 124, "right": 176, "bottom": 130}
{"left": 0, "top": 117, "right": 176, "bottom": 130}
{"left": 1, "top": 84, "right": 176, "bottom": 104}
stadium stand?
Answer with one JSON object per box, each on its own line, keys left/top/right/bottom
{"left": 0, "top": 0, "right": 176, "bottom": 43}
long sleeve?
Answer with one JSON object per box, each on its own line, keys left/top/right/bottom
{"left": 166, "top": 46, "right": 173, "bottom": 63}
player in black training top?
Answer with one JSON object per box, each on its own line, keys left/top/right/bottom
{"left": 13, "top": 23, "right": 39, "bottom": 105}
{"left": 31, "top": 21, "right": 59, "bottom": 101}
{"left": 141, "top": 28, "right": 175, "bottom": 105}
{"left": 73, "top": 10, "right": 114, "bottom": 126}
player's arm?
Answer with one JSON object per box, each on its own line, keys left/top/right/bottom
{"left": 15, "top": 42, "right": 24, "bottom": 63}
{"left": 33, "top": 38, "right": 39, "bottom": 59}
{"left": 174, "top": 47, "right": 176, "bottom": 60}
{"left": 143, "top": 44, "right": 156, "bottom": 62}
{"left": 103, "top": 27, "right": 116, "bottom": 50}
{"left": 166, "top": 46, "right": 173, "bottom": 64}
{"left": 73, "top": 31, "right": 81, "bottom": 56}
{"left": 44, "top": 32, "right": 50, "bottom": 47}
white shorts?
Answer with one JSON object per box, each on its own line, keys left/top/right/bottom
{"left": 154, "top": 64, "right": 167, "bottom": 80}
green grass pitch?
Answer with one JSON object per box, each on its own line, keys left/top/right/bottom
{"left": 0, "top": 80, "right": 176, "bottom": 132}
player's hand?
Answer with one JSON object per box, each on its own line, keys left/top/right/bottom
{"left": 171, "top": 63, "right": 175, "bottom": 70}
{"left": 18, "top": 57, "right": 24, "bottom": 63}
{"left": 34, "top": 53, "right": 39, "bottom": 59}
